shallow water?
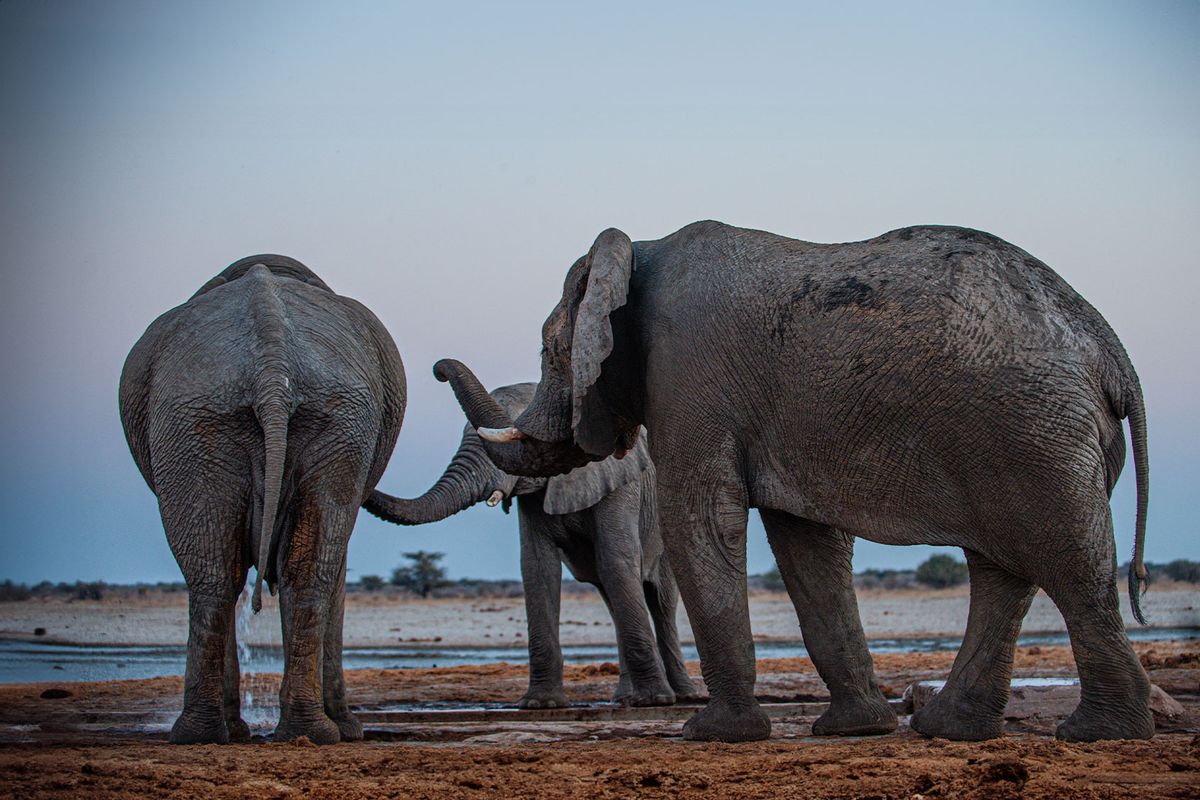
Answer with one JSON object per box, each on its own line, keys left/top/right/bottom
{"left": 1, "top": 627, "right": 1195, "bottom": 685}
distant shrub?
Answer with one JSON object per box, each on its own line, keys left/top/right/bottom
{"left": 0, "top": 580, "right": 30, "bottom": 602}
{"left": 74, "top": 581, "right": 106, "bottom": 601}
{"left": 1162, "top": 559, "right": 1200, "bottom": 584}
{"left": 359, "top": 575, "right": 385, "bottom": 591}
{"left": 855, "top": 569, "right": 918, "bottom": 591}
{"left": 391, "top": 551, "right": 448, "bottom": 598}
{"left": 758, "top": 567, "right": 786, "bottom": 592}
{"left": 915, "top": 555, "right": 968, "bottom": 589}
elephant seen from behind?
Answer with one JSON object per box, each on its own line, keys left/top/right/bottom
{"left": 120, "top": 255, "right": 405, "bottom": 744}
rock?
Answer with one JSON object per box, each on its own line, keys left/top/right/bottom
{"left": 40, "top": 688, "right": 73, "bottom": 699}
{"left": 1149, "top": 684, "right": 1185, "bottom": 722}
{"left": 908, "top": 678, "right": 1185, "bottom": 723}
{"left": 33, "top": 627, "right": 46, "bottom": 636}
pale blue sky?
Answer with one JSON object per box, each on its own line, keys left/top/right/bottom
{"left": 1, "top": 1, "right": 1196, "bottom": 584}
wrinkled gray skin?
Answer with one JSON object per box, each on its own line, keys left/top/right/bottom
{"left": 437, "top": 221, "right": 1152, "bottom": 744}
{"left": 364, "top": 381, "right": 698, "bottom": 707}
{"left": 120, "top": 255, "right": 405, "bottom": 745}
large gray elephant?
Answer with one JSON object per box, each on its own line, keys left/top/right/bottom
{"left": 120, "top": 255, "right": 405, "bottom": 744}
{"left": 432, "top": 221, "right": 1152, "bottom": 744}
{"left": 364, "top": 382, "right": 697, "bottom": 707}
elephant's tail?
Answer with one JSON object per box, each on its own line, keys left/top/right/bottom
{"left": 249, "top": 267, "right": 293, "bottom": 614}
{"left": 1126, "top": 390, "right": 1150, "bottom": 625}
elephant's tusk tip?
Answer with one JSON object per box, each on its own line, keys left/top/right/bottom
{"left": 478, "top": 426, "right": 527, "bottom": 443}
{"left": 486, "top": 490, "right": 504, "bottom": 507}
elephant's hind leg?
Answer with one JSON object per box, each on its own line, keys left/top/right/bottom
{"left": 761, "top": 512, "right": 896, "bottom": 736}
{"left": 222, "top": 585, "right": 252, "bottom": 742}
{"left": 274, "top": 495, "right": 357, "bottom": 745}
{"left": 643, "top": 569, "right": 700, "bottom": 700}
{"left": 1036, "top": 508, "right": 1152, "bottom": 741}
{"left": 909, "top": 550, "right": 1035, "bottom": 741}
{"left": 160, "top": 487, "right": 248, "bottom": 745}
{"left": 593, "top": 484, "right": 674, "bottom": 707}
{"left": 321, "top": 557, "right": 361, "bottom": 740}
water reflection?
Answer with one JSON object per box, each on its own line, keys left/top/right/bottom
{"left": 2, "top": 627, "right": 1195, "bottom": 685}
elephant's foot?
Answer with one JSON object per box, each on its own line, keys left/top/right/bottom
{"left": 909, "top": 691, "right": 1004, "bottom": 741}
{"left": 669, "top": 676, "right": 704, "bottom": 703}
{"left": 518, "top": 687, "right": 567, "bottom": 709}
{"left": 1055, "top": 702, "right": 1154, "bottom": 742}
{"left": 812, "top": 694, "right": 897, "bottom": 737}
{"left": 224, "top": 714, "right": 252, "bottom": 743}
{"left": 275, "top": 707, "right": 341, "bottom": 745}
{"left": 328, "top": 710, "right": 363, "bottom": 741}
{"left": 615, "top": 675, "right": 675, "bottom": 707}
{"left": 682, "top": 697, "right": 771, "bottom": 742}
{"left": 170, "top": 708, "right": 229, "bottom": 745}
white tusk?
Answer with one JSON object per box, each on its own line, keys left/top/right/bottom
{"left": 486, "top": 490, "right": 504, "bottom": 507}
{"left": 478, "top": 426, "right": 527, "bottom": 443}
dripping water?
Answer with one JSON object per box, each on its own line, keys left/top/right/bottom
{"left": 235, "top": 574, "right": 277, "bottom": 728}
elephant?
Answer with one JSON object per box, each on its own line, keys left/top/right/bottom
{"left": 119, "top": 255, "right": 405, "bottom": 744}
{"left": 431, "top": 220, "right": 1152, "bottom": 744}
{"left": 363, "top": 381, "right": 698, "bottom": 707}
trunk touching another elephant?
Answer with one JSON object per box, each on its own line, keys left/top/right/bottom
{"left": 433, "top": 359, "right": 517, "bottom": 430}
{"left": 434, "top": 358, "right": 594, "bottom": 478}
{"left": 364, "top": 429, "right": 506, "bottom": 525}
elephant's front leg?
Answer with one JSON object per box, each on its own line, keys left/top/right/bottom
{"left": 593, "top": 484, "right": 674, "bottom": 706}
{"left": 761, "top": 512, "right": 896, "bottom": 736}
{"left": 515, "top": 504, "right": 567, "bottom": 709}
{"left": 275, "top": 496, "right": 353, "bottom": 744}
{"left": 322, "top": 557, "right": 362, "bottom": 740}
{"left": 655, "top": 456, "right": 769, "bottom": 742}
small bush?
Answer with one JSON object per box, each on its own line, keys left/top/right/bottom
{"left": 1162, "top": 559, "right": 1200, "bottom": 584}
{"left": 391, "top": 551, "right": 448, "bottom": 598}
{"left": 758, "top": 567, "right": 786, "bottom": 592}
{"left": 0, "top": 580, "right": 30, "bottom": 602}
{"left": 915, "top": 555, "right": 968, "bottom": 589}
{"left": 359, "top": 575, "right": 385, "bottom": 591}
{"left": 74, "top": 581, "right": 107, "bottom": 601}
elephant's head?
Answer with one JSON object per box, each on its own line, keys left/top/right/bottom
{"left": 435, "top": 228, "right": 643, "bottom": 479}
{"left": 365, "top": 374, "right": 647, "bottom": 523}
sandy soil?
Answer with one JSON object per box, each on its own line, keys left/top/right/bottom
{"left": 3, "top": 585, "right": 1198, "bottom": 648}
{"left": 1, "top": 641, "right": 1197, "bottom": 798}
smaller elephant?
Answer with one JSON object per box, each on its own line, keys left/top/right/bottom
{"left": 366, "top": 377, "right": 697, "bottom": 707}
{"left": 120, "top": 255, "right": 405, "bottom": 744}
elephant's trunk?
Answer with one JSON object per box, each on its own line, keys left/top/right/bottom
{"left": 434, "top": 359, "right": 594, "bottom": 478}
{"left": 365, "top": 427, "right": 508, "bottom": 525}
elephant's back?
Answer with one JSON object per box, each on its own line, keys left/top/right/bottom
{"left": 134, "top": 274, "right": 403, "bottom": 456}
{"left": 636, "top": 222, "right": 1128, "bottom": 541}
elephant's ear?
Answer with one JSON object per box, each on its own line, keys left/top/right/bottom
{"left": 543, "top": 429, "right": 650, "bottom": 515}
{"left": 568, "top": 228, "right": 634, "bottom": 455}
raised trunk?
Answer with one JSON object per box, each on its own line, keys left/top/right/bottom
{"left": 364, "top": 428, "right": 507, "bottom": 525}
{"left": 434, "top": 359, "right": 595, "bottom": 478}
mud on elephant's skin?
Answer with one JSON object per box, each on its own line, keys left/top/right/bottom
{"left": 120, "top": 255, "right": 405, "bottom": 744}
{"left": 439, "top": 220, "right": 1153, "bottom": 744}
{"left": 365, "top": 382, "right": 698, "bottom": 708}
